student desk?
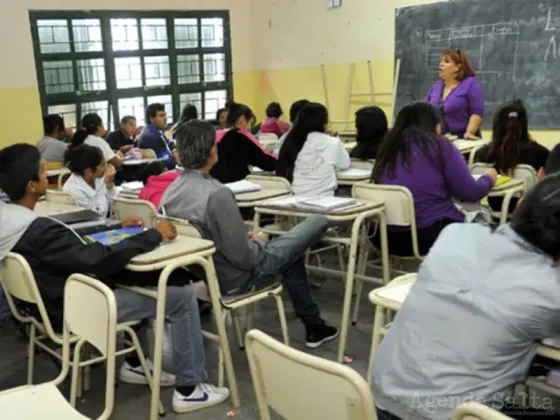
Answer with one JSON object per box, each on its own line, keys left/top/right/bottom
{"left": 367, "top": 274, "right": 416, "bottom": 385}
{"left": 253, "top": 200, "right": 389, "bottom": 363}
{"left": 235, "top": 188, "right": 292, "bottom": 208}
{"left": 121, "top": 235, "right": 241, "bottom": 419}
{"left": 337, "top": 169, "right": 371, "bottom": 186}
{"left": 453, "top": 139, "right": 488, "bottom": 154}
{"left": 122, "top": 158, "right": 159, "bottom": 167}
{"left": 34, "top": 201, "right": 83, "bottom": 217}
{"left": 338, "top": 131, "right": 357, "bottom": 141}
{"left": 46, "top": 167, "right": 71, "bottom": 190}
{"left": 344, "top": 142, "right": 357, "bottom": 152}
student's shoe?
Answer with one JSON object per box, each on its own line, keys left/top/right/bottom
{"left": 119, "top": 359, "right": 176, "bottom": 387}
{"left": 305, "top": 319, "right": 339, "bottom": 349}
{"left": 172, "top": 384, "right": 230, "bottom": 413}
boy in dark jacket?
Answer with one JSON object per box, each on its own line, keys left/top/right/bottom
{"left": 138, "top": 103, "right": 177, "bottom": 170}
{"left": 0, "top": 144, "right": 229, "bottom": 414}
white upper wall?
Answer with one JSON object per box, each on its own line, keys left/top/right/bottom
{"left": 249, "top": 0, "right": 446, "bottom": 70}
{"left": 1, "top": 0, "right": 252, "bottom": 88}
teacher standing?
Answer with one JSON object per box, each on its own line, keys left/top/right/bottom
{"left": 425, "top": 49, "right": 484, "bottom": 140}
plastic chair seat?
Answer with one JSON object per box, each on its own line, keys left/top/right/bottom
{"left": 221, "top": 283, "right": 283, "bottom": 306}
{"left": 0, "top": 383, "right": 89, "bottom": 420}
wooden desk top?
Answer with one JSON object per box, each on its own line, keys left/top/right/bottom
{"left": 46, "top": 167, "right": 70, "bottom": 177}
{"left": 453, "top": 139, "right": 488, "bottom": 153}
{"left": 127, "top": 234, "right": 215, "bottom": 268}
{"left": 34, "top": 201, "right": 83, "bottom": 217}
{"left": 256, "top": 199, "right": 383, "bottom": 217}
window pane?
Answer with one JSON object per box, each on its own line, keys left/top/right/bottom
{"left": 82, "top": 101, "right": 109, "bottom": 129}
{"left": 48, "top": 104, "right": 77, "bottom": 130}
{"left": 72, "top": 19, "right": 102, "bottom": 52}
{"left": 119, "top": 97, "right": 145, "bottom": 126}
{"left": 141, "top": 18, "right": 168, "bottom": 49}
{"left": 147, "top": 95, "right": 173, "bottom": 123}
{"left": 114, "top": 57, "right": 142, "bottom": 89}
{"left": 203, "top": 53, "right": 226, "bottom": 83}
{"left": 174, "top": 18, "right": 198, "bottom": 49}
{"left": 204, "top": 90, "right": 227, "bottom": 120}
{"left": 144, "top": 56, "right": 170, "bottom": 87}
{"left": 179, "top": 93, "right": 202, "bottom": 118}
{"left": 201, "top": 18, "right": 224, "bottom": 48}
{"left": 177, "top": 55, "right": 200, "bottom": 85}
{"left": 111, "top": 18, "right": 139, "bottom": 51}
{"left": 43, "top": 61, "right": 74, "bottom": 94}
{"left": 77, "top": 59, "right": 106, "bottom": 91}
{"left": 37, "top": 20, "right": 70, "bottom": 54}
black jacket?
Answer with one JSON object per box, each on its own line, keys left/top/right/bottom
{"left": 210, "top": 130, "right": 277, "bottom": 183}
{"left": 12, "top": 218, "right": 190, "bottom": 330}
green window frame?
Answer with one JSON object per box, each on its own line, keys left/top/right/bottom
{"left": 29, "top": 10, "right": 232, "bottom": 131}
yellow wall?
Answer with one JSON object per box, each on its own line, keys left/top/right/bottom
{"left": 247, "top": 0, "right": 559, "bottom": 147}
{"left": 0, "top": 0, "right": 255, "bottom": 148}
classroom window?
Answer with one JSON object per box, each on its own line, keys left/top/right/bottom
{"left": 31, "top": 11, "right": 232, "bottom": 129}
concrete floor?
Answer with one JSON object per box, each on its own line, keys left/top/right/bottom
{"left": 0, "top": 272, "right": 379, "bottom": 420}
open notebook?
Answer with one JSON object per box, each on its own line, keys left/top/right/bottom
{"left": 84, "top": 226, "right": 144, "bottom": 245}
{"left": 266, "top": 196, "right": 364, "bottom": 212}
{"left": 472, "top": 174, "right": 511, "bottom": 186}
{"left": 225, "top": 180, "right": 262, "bottom": 194}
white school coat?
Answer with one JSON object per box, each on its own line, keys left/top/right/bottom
{"left": 63, "top": 174, "right": 117, "bottom": 216}
{"left": 291, "top": 132, "right": 351, "bottom": 197}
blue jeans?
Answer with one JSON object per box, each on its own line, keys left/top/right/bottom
{"left": 240, "top": 215, "right": 330, "bottom": 323}
{"left": 114, "top": 285, "right": 207, "bottom": 387}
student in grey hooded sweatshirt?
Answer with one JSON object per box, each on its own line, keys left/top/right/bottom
{"left": 373, "top": 173, "right": 560, "bottom": 420}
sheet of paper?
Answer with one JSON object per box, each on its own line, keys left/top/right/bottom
{"left": 337, "top": 168, "right": 371, "bottom": 178}
{"left": 121, "top": 181, "right": 144, "bottom": 191}
{"left": 225, "top": 180, "right": 262, "bottom": 194}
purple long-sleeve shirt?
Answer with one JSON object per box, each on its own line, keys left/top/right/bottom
{"left": 425, "top": 76, "right": 485, "bottom": 137}
{"left": 378, "top": 137, "right": 493, "bottom": 229}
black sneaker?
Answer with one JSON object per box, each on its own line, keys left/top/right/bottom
{"left": 305, "top": 320, "right": 339, "bottom": 349}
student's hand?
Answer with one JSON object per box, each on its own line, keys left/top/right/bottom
{"left": 464, "top": 132, "right": 480, "bottom": 140}
{"left": 485, "top": 168, "right": 499, "bottom": 184}
{"left": 120, "top": 145, "right": 133, "bottom": 154}
{"left": 172, "top": 150, "right": 179, "bottom": 163}
{"left": 155, "top": 220, "right": 177, "bottom": 241}
{"left": 104, "top": 164, "right": 117, "bottom": 183}
{"left": 122, "top": 217, "right": 144, "bottom": 228}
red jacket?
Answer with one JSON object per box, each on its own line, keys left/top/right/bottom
{"left": 139, "top": 170, "right": 181, "bottom": 208}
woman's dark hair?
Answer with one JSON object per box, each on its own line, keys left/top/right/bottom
{"left": 276, "top": 103, "right": 328, "bottom": 183}
{"left": 289, "top": 99, "right": 311, "bottom": 123}
{"left": 266, "top": 102, "right": 283, "bottom": 119}
{"left": 68, "top": 113, "right": 103, "bottom": 151}
{"left": 226, "top": 101, "right": 255, "bottom": 127}
{"left": 352, "top": 106, "right": 389, "bottom": 160}
{"left": 372, "top": 102, "right": 444, "bottom": 182}
{"left": 138, "top": 160, "right": 166, "bottom": 184}
{"left": 179, "top": 104, "right": 198, "bottom": 124}
{"left": 43, "top": 114, "right": 65, "bottom": 136}
{"left": 483, "top": 100, "right": 529, "bottom": 175}
{"left": 64, "top": 144, "right": 104, "bottom": 176}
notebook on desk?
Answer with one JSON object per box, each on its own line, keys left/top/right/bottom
{"left": 226, "top": 180, "right": 262, "bottom": 194}
{"left": 120, "top": 181, "right": 144, "bottom": 192}
{"left": 84, "top": 226, "right": 144, "bottom": 245}
{"left": 266, "top": 196, "right": 364, "bottom": 212}
{"left": 49, "top": 209, "right": 101, "bottom": 225}
{"left": 472, "top": 174, "right": 511, "bottom": 186}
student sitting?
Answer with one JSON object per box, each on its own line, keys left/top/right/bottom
{"left": 373, "top": 174, "right": 560, "bottom": 420}
{"left": 349, "top": 106, "right": 388, "bottom": 160}
{"left": 372, "top": 102, "right": 496, "bottom": 256}
{"left": 138, "top": 103, "right": 177, "bottom": 170}
{"left": 274, "top": 99, "right": 310, "bottom": 154}
{"left": 210, "top": 102, "right": 277, "bottom": 183}
{"left": 69, "top": 113, "right": 123, "bottom": 169}
{"left": 259, "top": 102, "right": 291, "bottom": 138}
{"left": 0, "top": 144, "right": 229, "bottom": 414}
{"left": 475, "top": 100, "right": 549, "bottom": 212}
{"left": 63, "top": 144, "right": 118, "bottom": 216}
{"left": 161, "top": 121, "right": 338, "bottom": 348}
{"left": 276, "top": 102, "right": 350, "bottom": 197}
{"left": 138, "top": 161, "right": 181, "bottom": 208}
{"left": 106, "top": 115, "right": 137, "bottom": 153}
{"left": 172, "top": 104, "right": 198, "bottom": 136}
{"left": 37, "top": 114, "right": 68, "bottom": 163}
{"left": 215, "top": 108, "right": 228, "bottom": 129}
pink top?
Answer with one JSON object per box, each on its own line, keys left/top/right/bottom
{"left": 139, "top": 170, "right": 181, "bottom": 208}
{"left": 259, "top": 118, "right": 291, "bottom": 137}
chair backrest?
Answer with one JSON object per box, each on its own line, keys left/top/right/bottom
{"left": 246, "top": 175, "right": 292, "bottom": 193}
{"left": 246, "top": 329, "right": 375, "bottom": 420}
{"left": 63, "top": 274, "right": 117, "bottom": 419}
{"left": 112, "top": 197, "right": 158, "bottom": 228}
{"left": 352, "top": 183, "right": 415, "bottom": 226}
{"left": 350, "top": 159, "right": 374, "bottom": 171}
{"left": 139, "top": 148, "right": 157, "bottom": 159}
{"left": 0, "top": 253, "right": 57, "bottom": 337}
{"left": 452, "top": 403, "right": 513, "bottom": 420}
{"left": 45, "top": 161, "right": 63, "bottom": 170}
{"left": 46, "top": 190, "right": 78, "bottom": 205}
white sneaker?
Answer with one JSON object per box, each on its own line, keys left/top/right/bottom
{"left": 172, "top": 383, "right": 230, "bottom": 413}
{"left": 119, "top": 360, "right": 176, "bottom": 387}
